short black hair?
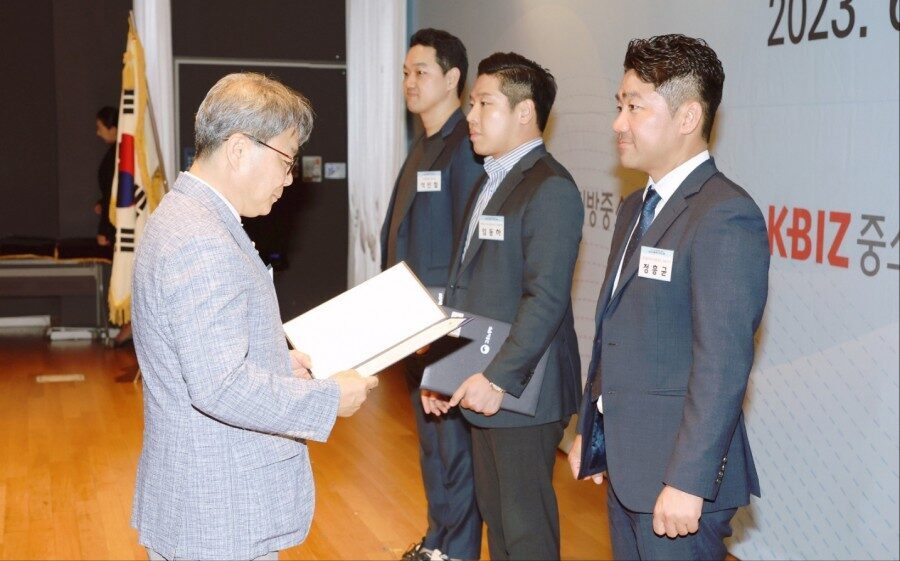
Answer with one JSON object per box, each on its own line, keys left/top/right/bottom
{"left": 477, "top": 52, "right": 557, "bottom": 132}
{"left": 624, "top": 34, "right": 724, "bottom": 141}
{"left": 96, "top": 106, "right": 118, "bottom": 128}
{"left": 410, "top": 28, "right": 468, "bottom": 97}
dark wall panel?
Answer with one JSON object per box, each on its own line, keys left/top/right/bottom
{"left": 174, "top": 0, "right": 348, "bottom": 319}
{"left": 0, "top": 0, "right": 59, "bottom": 238}
{"left": 1, "top": 0, "right": 132, "bottom": 325}
{"left": 52, "top": 0, "right": 131, "bottom": 238}
{"left": 172, "top": 0, "right": 345, "bottom": 61}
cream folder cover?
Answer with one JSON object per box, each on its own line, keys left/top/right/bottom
{"left": 283, "top": 262, "right": 465, "bottom": 378}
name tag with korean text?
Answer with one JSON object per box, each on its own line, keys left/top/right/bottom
{"left": 638, "top": 247, "right": 673, "bottom": 282}
{"left": 417, "top": 171, "right": 442, "bottom": 192}
{"left": 478, "top": 215, "right": 505, "bottom": 241}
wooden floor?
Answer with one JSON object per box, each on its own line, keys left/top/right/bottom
{"left": 0, "top": 337, "right": 612, "bottom": 560}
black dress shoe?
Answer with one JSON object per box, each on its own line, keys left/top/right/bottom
{"left": 401, "top": 537, "right": 432, "bottom": 561}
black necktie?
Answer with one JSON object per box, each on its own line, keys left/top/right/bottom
{"left": 620, "top": 186, "right": 662, "bottom": 271}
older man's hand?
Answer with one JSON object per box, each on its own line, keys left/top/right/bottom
{"left": 332, "top": 370, "right": 378, "bottom": 417}
{"left": 289, "top": 350, "right": 313, "bottom": 379}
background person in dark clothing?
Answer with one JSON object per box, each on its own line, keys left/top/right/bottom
{"left": 95, "top": 105, "right": 118, "bottom": 247}
{"left": 382, "top": 29, "right": 484, "bottom": 561}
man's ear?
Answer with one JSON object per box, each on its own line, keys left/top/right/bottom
{"left": 224, "top": 134, "right": 248, "bottom": 171}
{"left": 446, "top": 67, "right": 461, "bottom": 95}
{"left": 517, "top": 98, "right": 536, "bottom": 126}
{"left": 679, "top": 100, "right": 703, "bottom": 136}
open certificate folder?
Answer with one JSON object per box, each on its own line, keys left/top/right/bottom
{"left": 283, "top": 263, "right": 467, "bottom": 379}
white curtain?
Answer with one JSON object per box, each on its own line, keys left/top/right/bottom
{"left": 346, "top": 0, "right": 407, "bottom": 288}
{"left": 133, "top": 0, "right": 176, "bottom": 188}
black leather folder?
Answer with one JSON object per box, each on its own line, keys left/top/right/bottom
{"left": 419, "top": 302, "right": 549, "bottom": 416}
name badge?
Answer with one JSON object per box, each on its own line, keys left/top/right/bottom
{"left": 478, "top": 215, "right": 505, "bottom": 241}
{"left": 638, "top": 246, "right": 673, "bottom": 282}
{"left": 417, "top": 171, "right": 441, "bottom": 192}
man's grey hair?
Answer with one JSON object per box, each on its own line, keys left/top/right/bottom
{"left": 194, "top": 72, "right": 314, "bottom": 158}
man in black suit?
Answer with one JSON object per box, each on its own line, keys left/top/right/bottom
{"left": 569, "top": 35, "right": 769, "bottom": 560}
{"left": 380, "top": 28, "right": 484, "bottom": 561}
{"left": 428, "top": 52, "right": 583, "bottom": 560}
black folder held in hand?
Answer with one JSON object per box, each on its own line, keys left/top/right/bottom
{"left": 419, "top": 307, "right": 549, "bottom": 416}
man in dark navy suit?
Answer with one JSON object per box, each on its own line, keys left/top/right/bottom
{"left": 569, "top": 35, "right": 770, "bottom": 560}
{"left": 381, "top": 28, "right": 484, "bottom": 561}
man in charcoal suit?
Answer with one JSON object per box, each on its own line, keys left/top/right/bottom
{"left": 429, "top": 52, "right": 584, "bottom": 560}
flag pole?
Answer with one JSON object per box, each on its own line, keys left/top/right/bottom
{"left": 129, "top": 10, "right": 170, "bottom": 194}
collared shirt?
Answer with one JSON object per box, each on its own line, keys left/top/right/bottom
{"left": 598, "top": 149, "right": 710, "bottom": 414}
{"left": 461, "top": 137, "right": 544, "bottom": 259}
{"left": 609, "top": 150, "right": 710, "bottom": 293}
{"left": 184, "top": 171, "right": 241, "bottom": 224}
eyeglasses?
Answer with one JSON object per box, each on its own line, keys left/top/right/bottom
{"left": 246, "top": 134, "right": 298, "bottom": 177}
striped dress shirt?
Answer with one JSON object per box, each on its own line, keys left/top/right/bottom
{"left": 462, "top": 137, "right": 544, "bottom": 260}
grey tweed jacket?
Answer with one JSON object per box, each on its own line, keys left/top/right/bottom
{"left": 131, "top": 172, "right": 341, "bottom": 560}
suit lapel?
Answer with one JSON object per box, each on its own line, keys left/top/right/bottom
{"left": 456, "top": 146, "right": 546, "bottom": 276}
{"left": 593, "top": 195, "right": 641, "bottom": 325}
{"left": 457, "top": 166, "right": 523, "bottom": 274}
{"left": 607, "top": 159, "right": 719, "bottom": 306}
{"left": 382, "top": 153, "right": 409, "bottom": 240}
{"left": 397, "top": 137, "right": 445, "bottom": 226}
{"left": 386, "top": 134, "right": 427, "bottom": 247}
{"left": 448, "top": 174, "right": 486, "bottom": 282}
{"left": 420, "top": 127, "right": 450, "bottom": 170}
{"left": 387, "top": 111, "right": 466, "bottom": 252}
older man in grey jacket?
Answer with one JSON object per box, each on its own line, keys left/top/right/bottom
{"left": 131, "top": 73, "right": 376, "bottom": 561}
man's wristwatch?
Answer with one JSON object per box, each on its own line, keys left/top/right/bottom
{"left": 489, "top": 382, "right": 505, "bottom": 394}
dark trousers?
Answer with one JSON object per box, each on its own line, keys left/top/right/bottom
{"left": 606, "top": 481, "right": 737, "bottom": 560}
{"left": 405, "top": 358, "right": 482, "bottom": 559}
{"left": 470, "top": 419, "right": 567, "bottom": 561}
